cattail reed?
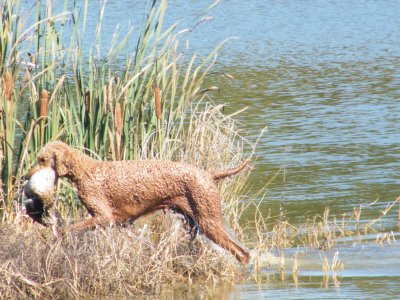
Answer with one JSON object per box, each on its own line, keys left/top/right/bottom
{"left": 40, "top": 90, "right": 49, "bottom": 119}
{"left": 102, "top": 85, "right": 108, "bottom": 116}
{"left": 114, "top": 102, "right": 123, "bottom": 135}
{"left": 114, "top": 101, "right": 123, "bottom": 159}
{"left": 39, "top": 90, "right": 49, "bottom": 146}
{"left": 85, "top": 91, "right": 91, "bottom": 114}
{"left": 153, "top": 82, "right": 162, "bottom": 119}
{"left": 4, "top": 69, "right": 13, "bottom": 101}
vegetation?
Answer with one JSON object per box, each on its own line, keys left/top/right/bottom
{"left": 0, "top": 0, "right": 255, "bottom": 297}
{"left": 1, "top": 0, "right": 225, "bottom": 213}
{"left": 0, "top": 0, "right": 399, "bottom": 298}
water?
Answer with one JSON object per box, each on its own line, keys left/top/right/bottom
{"left": 25, "top": 0, "right": 400, "bottom": 297}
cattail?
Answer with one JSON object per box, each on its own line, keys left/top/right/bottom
{"left": 153, "top": 82, "right": 162, "bottom": 119}
{"left": 39, "top": 90, "right": 49, "bottom": 147}
{"left": 85, "top": 91, "right": 91, "bottom": 114}
{"left": 114, "top": 101, "right": 123, "bottom": 160}
{"left": 40, "top": 90, "right": 49, "bottom": 119}
{"left": 102, "top": 85, "right": 108, "bottom": 116}
{"left": 27, "top": 52, "right": 35, "bottom": 72}
{"left": 114, "top": 102, "right": 123, "bottom": 135}
{"left": 4, "top": 69, "right": 13, "bottom": 101}
{"left": 108, "top": 79, "right": 113, "bottom": 113}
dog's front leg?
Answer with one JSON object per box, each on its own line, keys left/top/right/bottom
{"left": 57, "top": 216, "right": 110, "bottom": 237}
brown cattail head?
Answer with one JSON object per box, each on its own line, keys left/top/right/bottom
{"left": 84, "top": 91, "right": 91, "bottom": 114}
{"left": 114, "top": 102, "right": 123, "bottom": 135}
{"left": 153, "top": 82, "right": 162, "bottom": 119}
{"left": 4, "top": 69, "right": 13, "bottom": 101}
{"left": 40, "top": 90, "right": 49, "bottom": 119}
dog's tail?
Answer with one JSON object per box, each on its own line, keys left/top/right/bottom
{"left": 212, "top": 160, "right": 250, "bottom": 181}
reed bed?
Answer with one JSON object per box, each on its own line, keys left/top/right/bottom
{"left": 0, "top": 103, "right": 253, "bottom": 299}
{"left": 0, "top": 0, "right": 224, "bottom": 212}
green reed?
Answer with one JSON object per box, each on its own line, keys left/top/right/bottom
{"left": 0, "top": 0, "right": 224, "bottom": 216}
{"left": 0, "top": 0, "right": 23, "bottom": 212}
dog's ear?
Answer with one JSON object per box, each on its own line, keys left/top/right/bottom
{"left": 53, "top": 146, "right": 71, "bottom": 177}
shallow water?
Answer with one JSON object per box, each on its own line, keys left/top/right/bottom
{"left": 234, "top": 242, "right": 400, "bottom": 299}
{"left": 22, "top": 0, "right": 400, "bottom": 298}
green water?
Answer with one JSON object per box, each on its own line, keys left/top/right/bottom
{"left": 26, "top": 0, "right": 400, "bottom": 298}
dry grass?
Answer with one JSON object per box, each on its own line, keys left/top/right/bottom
{"left": 1, "top": 196, "right": 398, "bottom": 298}
{"left": 0, "top": 213, "right": 246, "bottom": 299}
{"left": 247, "top": 196, "right": 400, "bottom": 254}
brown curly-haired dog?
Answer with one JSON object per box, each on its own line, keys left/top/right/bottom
{"left": 26, "top": 141, "right": 251, "bottom": 264}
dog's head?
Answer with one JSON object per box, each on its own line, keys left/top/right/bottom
{"left": 34, "top": 141, "right": 74, "bottom": 177}
{"left": 24, "top": 141, "right": 71, "bottom": 224}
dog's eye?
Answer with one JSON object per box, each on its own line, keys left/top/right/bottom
{"left": 38, "top": 157, "right": 46, "bottom": 164}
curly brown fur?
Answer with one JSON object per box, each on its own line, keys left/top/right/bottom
{"left": 27, "top": 141, "right": 251, "bottom": 264}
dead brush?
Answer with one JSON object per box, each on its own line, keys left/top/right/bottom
{"left": 320, "top": 251, "right": 343, "bottom": 288}
{"left": 284, "top": 197, "right": 400, "bottom": 252}
{"left": 0, "top": 212, "right": 243, "bottom": 299}
{"left": 294, "top": 207, "right": 363, "bottom": 250}
{"left": 269, "top": 220, "right": 297, "bottom": 250}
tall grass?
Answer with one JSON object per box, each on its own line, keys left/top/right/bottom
{"left": 0, "top": 0, "right": 223, "bottom": 215}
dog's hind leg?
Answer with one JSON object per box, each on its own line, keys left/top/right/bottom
{"left": 185, "top": 183, "right": 250, "bottom": 264}
{"left": 198, "top": 216, "right": 250, "bottom": 264}
{"left": 170, "top": 196, "right": 200, "bottom": 240}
